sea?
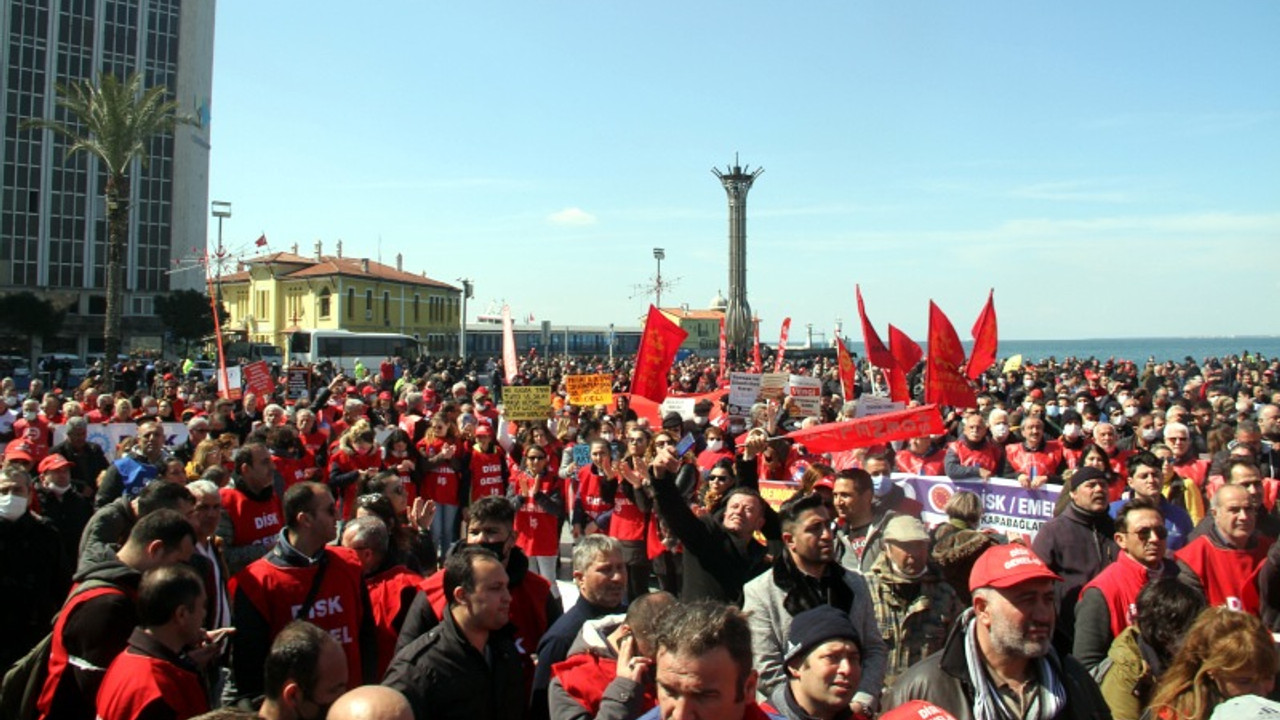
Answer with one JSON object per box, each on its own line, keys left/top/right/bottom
{"left": 840, "top": 337, "right": 1280, "bottom": 365}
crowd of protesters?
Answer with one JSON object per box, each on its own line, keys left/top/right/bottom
{"left": 2, "top": 345, "right": 1280, "bottom": 720}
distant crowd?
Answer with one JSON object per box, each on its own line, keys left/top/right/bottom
{"left": 2, "top": 347, "right": 1280, "bottom": 720}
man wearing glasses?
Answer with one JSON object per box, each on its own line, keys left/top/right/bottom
{"left": 1163, "top": 422, "right": 1209, "bottom": 490}
{"left": 1073, "top": 498, "right": 1178, "bottom": 669}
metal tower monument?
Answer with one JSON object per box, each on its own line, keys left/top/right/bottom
{"left": 713, "top": 157, "right": 763, "bottom": 352}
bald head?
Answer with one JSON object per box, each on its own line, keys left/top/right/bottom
{"left": 328, "top": 686, "right": 413, "bottom": 720}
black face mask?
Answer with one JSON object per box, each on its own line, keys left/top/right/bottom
{"left": 475, "top": 539, "right": 508, "bottom": 561}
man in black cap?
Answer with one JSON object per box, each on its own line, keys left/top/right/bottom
{"left": 771, "top": 605, "right": 864, "bottom": 720}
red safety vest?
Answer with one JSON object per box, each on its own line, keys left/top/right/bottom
{"left": 95, "top": 643, "right": 208, "bottom": 720}
{"left": 366, "top": 564, "right": 421, "bottom": 678}
{"left": 1174, "top": 534, "right": 1272, "bottom": 613}
{"left": 272, "top": 452, "right": 314, "bottom": 491}
{"left": 469, "top": 445, "right": 508, "bottom": 500}
{"left": 1173, "top": 458, "right": 1210, "bottom": 489}
{"left": 896, "top": 448, "right": 947, "bottom": 476}
{"left": 576, "top": 465, "right": 611, "bottom": 519}
{"left": 947, "top": 439, "right": 1003, "bottom": 472}
{"left": 608, "top": 486, "right": 648, "bottom": 542}
{"left": 331, "top": 447, "right": 382, "bottom": 519}
{"left": 382, "top": 448, "right": 419, "bottom": 505}
{"left": 418, "top": 437, "right": 462, "bottom": 506}
{"left": 1004, "top": 441, "right": 1064, "bottom": 479}
{"left": 1080, "top": 552, "right": 1162, "bottom": 639}
{"left": 417, "top": 562, "right": 552, "bottom": 668}
{"left": 230, "top": 546, "right": 367, "bottom": 689}
{"left": 552, "top": 653, "right": 657, "bottom": 717}
{"left": 514, "top": 470, "right": 561, "bottom": 558}
{"left": 37, "top": 582, "right": 131, "bottom": 720}
{"left": 219, "top": 485, "right": 283, "bottom": 549}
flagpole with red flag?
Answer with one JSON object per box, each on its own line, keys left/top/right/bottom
{"left": 835, "top": 335, "right": 857, "bottom": 401}
{"left": 630, "top": 306, "right": 689, "bottom": 403}
{"left": 855, "top": 285, "right": 896, "bottom": 370}
{"left": 774, "top": 317, "right": 791, "bottom": 372}
{"left": 751, "top": 319, "right": 761, "bottom": 373}
{"left": 887, "top": 324, "right": 924, "bottom": 403}
{"left": 718, "top": 316, "right": 727, "bottom": 379}
{"left": 925, "top": 301, "right": 977, "bottom": 408}
{"left": 966, "top": 289, "right": 998, "bottom": 381}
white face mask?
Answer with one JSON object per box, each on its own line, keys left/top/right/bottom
{"left": 1024, "top": 378, "right": 1035, "bottom": 388}
{"left": 0, "top": 493, "right": 28, "bottom": 520}
{"left": 44, "top": 481, "right": 71, "bottom": 496}
{"left": 1123, "top": 405, "right": 1138, "bottom": 418}
{"left": 1082, "top": 420, "right": 1097, "bottom": 435}
{"left": 601, "top": 433, "right": 614, "bottom": 442}
{"left": 991, "top": 423, "right": 1010, "bottom": 440}
{"left": 1076, "top": 402, "right": 1088, "bottom": 414}
{"left": 1063, "top": 424, "right": 1082, "bottom": 439}
{"left": 706, "top": 439, "right": 724, "bottom": 452}
{"left": 23, "top": 411, "right": 39, "bottom": 422}
{"left": 1111, "top": 415, "right": 1126, "bottom": 428}
{"left": 1142, "top": 428, "right": 1160, "bottom": 443}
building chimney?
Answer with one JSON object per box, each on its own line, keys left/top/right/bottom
{"left": 336, "top": 240, "right": 343, "bottom": 258}
{"left": 396, "top": 253, "right": 403, "bottom": 272}
{"left": 361, "top": 258, "right": 370, "bottom": 274}
{"left": 291, "top": 242, "right": 299, "bottom": 255}
{"left": 314, "top": 240, "right": 322, "bottom": 261}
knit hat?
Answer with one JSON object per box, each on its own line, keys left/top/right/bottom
{"left": 783, "top": 605, "right": 862, "bottom": 665}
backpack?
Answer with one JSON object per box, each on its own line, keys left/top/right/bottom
{"left": 0, "top": 578, "right": 117, "bottom": 720}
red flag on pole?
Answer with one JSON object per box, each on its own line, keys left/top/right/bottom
{"left": 718, "top": 316, "right": 727, "bottom": 378}
{"left": 966, "top": 289, "right": 998, "bottom": 381}
{"left": 631, "top": 305, "right": 689, "bottom": 403}
{"left": 751, "top": 320, "right": 762, "bottom": 373}
{"left": 887, "top": 324, "right": 923, "bottom": 404}
{"left": 255, "top": 234, "right": 267, "bottom": 247}
{"left": 774, "top": 317, "right": 791, "bottom": 372}
{"left": 835, "top": 335, "right": 857, "bottom": 401}
{"left": 856, "top": 285, "right": 895, "bottom": 369}
{"left": 501, "top": 305, "right": 518, "bottom": 384}
{"left": 925, "top": 301, "right": 976, "bottom": 408}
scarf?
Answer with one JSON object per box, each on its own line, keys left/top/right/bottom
{"left": 770, "top": 550, "right": 855, "bottom": 617}
{"left": 960, "top": 608, "right": 1067, "bottom": 720}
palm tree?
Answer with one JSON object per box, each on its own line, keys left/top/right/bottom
{"left": 24, "top": 71, "right": 194, "bottom": 390}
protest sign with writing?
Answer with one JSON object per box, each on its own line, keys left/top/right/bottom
{"left": 787, "top": 374, "right": 822, "bottom": 417}
{"left": 242, "top": 361, "right": 275, "bottom": 409}
{"left": 896, "top": 473, "right": 1062, "bottom": 542}
{"left": 286, "top": 366, "right": 312, "bottom": 403}
{"left": 565, "top": 374, "right": 613, "bottom": 406}
{"left": 504, "top": 386, "right": 552, "bottom": 421}
{"left": 853, "top": 395, "right": 905, "bottom": 418}
{"left": 660, "top": 397, "right": 696, "bottom": 422}
{"left": 727, "top": 372, "right": 762, "bottom": 416}
{"left": 784, "top": 405, "right": 945, "bottom": 454}
{"left": 218, "top": 365, "right": 242, "bottom": 400}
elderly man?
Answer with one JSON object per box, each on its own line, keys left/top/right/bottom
{"left": 743, "top": 493, "right": 887, "bottom": 715}
{"left": 886, "top": 543, "right": 1109, "bottom": 719}
{"left": 1073, "top": 498, "right": 1179, "bottom": 669}
{"left": 1189, "top": 457, "right": 1280, "bottom": 541}
{"left": 329, "top": 685, "right": 414, "bottom": 720}
{"left": 862, "top": 516, "right": 962, "bottom": 691}
{"left": 35, "top": 453, "right": 93, "bottom": 572}
{"left": 1176, "top": 483, "right": 1273, "bottom": 613}
{"left": 1163, "top": 422, "right": 1209, "bottom": 490}
{"left": 1031, "top": 466, "right": 1118, "bottom": 654}
{"left": 217, "top": 443, "right": 284, "bottom": 575}
{"left": 1003, "top": 416, "right": 1064, "bottom": 488}
{"left": 341, "top": 515, "right": 421, "bottom": 679}
{"left": 95, "top": 420, "right": 170, "bottom": 508}
{"left": 770, "top": 605, "right": 864, "bottom": 720}
{"left": 944, "top": 412, "right": 1003, "bottom": 481}
{"left": 0, "top": 465, "right": 64, "bottom": 668}
{"left": 173, "top": 415, "right": 211, "bottom": 465}
{"left": 49, "top": 416, "right": 109, "bottom": 492}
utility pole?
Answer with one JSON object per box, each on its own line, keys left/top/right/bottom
{"left": 458, "top": 278, "right": 473, "bottom": 360}
{"left": 653, "top": 248, "right": 665, "bottom": 309}
{"left": 210, "top": 200, "right": 232, "bottom": 301}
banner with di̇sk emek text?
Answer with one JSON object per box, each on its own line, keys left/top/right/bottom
{"left": 51, "top": 422, "right": 191, "bottom": 462}
{"left": 895, "top": 473, "right": 1062, "bottom": 543}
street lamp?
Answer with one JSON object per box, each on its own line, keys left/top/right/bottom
{"left": 653, "top": 247, "right": 665, "bottom": 309}
{"left": 210, "top": 201, "right": 232, "bottom": 300}
{"left": 457, "top": 278, "right": 473, "bottom": 360}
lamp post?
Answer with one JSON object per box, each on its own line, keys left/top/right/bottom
{"left": 653, "top": 247, "right": 665, "bottom": 309}
{"left": 458, "top": 278, "right": 473, "bottom": 360}
{"left": 210, "top": 201, "right": 232, "bottom": 301}
{"left": 608, "top": 323, "right": 615, "bottom": 364}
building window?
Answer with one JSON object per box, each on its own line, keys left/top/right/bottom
{"left": 382, "top": 291, "right": 390, "bottom": 323}
{"left": 347, "top": 288, "right": 354, "bottom": 318}
{"left": 365, "top": 290, "right": 373, "bottom": 312}
{"left": 319, "top": 288, "right": 331, "bottom": 318}
{"left": 413, "top": 294, "right": 420, "bottom": 322}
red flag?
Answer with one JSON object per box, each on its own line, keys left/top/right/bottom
{"left": 718, "top": 316, "right": 727, "bottom": 378}
{"left": 966, "top": 289, "right": 998, "bottom": 381}
{"left": 630, "top": 305, "right": 689, "bottom": 403}
{"left": 856, "top": 285, "right": 895, "bottom": 369}
{"left": 835, "top": 335, "right": 857, "bottom": 401}
{"left": 925, "top": 301, "right": 976, "bottom": 408}
{"left": 255, "top": 234, "right": 267, "bottom": 247}
{"left": 887, "top": 324, "right": 923, "bottom": 404}
{"left": 501, "top": 305, "right": 518, "bottom": 384}
{"left": 774, "top": 317, "right": 791, "bottom": 372}
{"left": 751, "top": 320, "right": 761, "bottom": 373}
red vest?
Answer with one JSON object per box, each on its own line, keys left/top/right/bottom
{"left": 95, "top": 644, "right": 208, "bottom": 720}
{"left": 1004, "top": 441, "right": 1064, "bottom": 478}
{"left": 299, "top": 428, "right": 329, "bottom": 460}
{"left": 219, "top": 485, "right": 283, "bottom": 549}
{"left": 366, "top": 564, "right": 422, "bottom": 678}
{"left": 896, "top": 448, "right": 946, "bottom": 476}
{"left": 1080, "top": 552, "right": 1162, "bottom": 639}
{"left": 418, "top": 563, "right": 553, "bottom": 664}
{"left": 331, "top": 447, "right": 382, "bottom": 519}
{"left": 1062, "top": 443, "right": 1087, "bottom": 469}
{"left": 514, "top": 470, "right": 561, "bottom": 558}
{"left": 272, "top": 452, "right": 314, "bottom": 491}
{"left": 1173, "top": 458, "right": 1210, "bottom": 489}
{"left": 230, "top": 547, "right": 367, "bottom": 689}
{"left": 37, "top": 583, "right": 131, "bottom": 720}
{"left": 696, "top": 448, "right": 733, "bottom": 475}
{"left": 947, "top": 439, "right": 1003, "bottom": 472}
{"left": 552, "top": 653, "right": 657, "bottom": 717}
{"left": 608, "top": 485, "right": 648, "bottom": 542}
{"left": 1174, "top": 534, "right": 1272, "bottom": 613}
{"left": 469, "top": 446, "right": 507, "bottom": 501}
{"left": 576, "top": 465, "right": 611, "bottom": 518}
{"left": 418, "top": 437, "right": 462, "bottom": 506}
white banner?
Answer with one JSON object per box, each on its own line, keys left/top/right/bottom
{"left": 52, "top": 422, "right": 190, "bottom": 462}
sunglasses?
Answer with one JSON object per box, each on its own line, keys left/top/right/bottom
{"left": 526, "top": 454, "right": 547, "bottom": 461}
{"left": 1130, "top": 525, "right": 1169, "bottom": 541}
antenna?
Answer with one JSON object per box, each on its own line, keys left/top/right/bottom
{"left": 629, "top": 247, "right": 680, "bottom": 307}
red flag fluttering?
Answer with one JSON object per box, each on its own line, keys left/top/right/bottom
{"left": 856, "top": 285, "right": 895, "bottom": 370}
{"left": 630, "top": 305, "right": 689, "bottom": 403}
{"left": 966, "top": 289, "right": 998, "bottom": 381}
{"left": 774, "top": 317, "right": 791, "bottom": 372}
{"left": 925, "top": 301, "right": 976, "bottom": 408}
{"left": 751, "top": 320, "right": 762, "bottom": 373}
{"left": 835, "top": 335, "right": 857, "bottom": 401}
{"left": 255, "top": 234, "right": 268, "bottom": 248}
{"left": 887, "top": 323, "right": 923, "bottom": 404}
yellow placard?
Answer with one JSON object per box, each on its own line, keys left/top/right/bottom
{"left": 504, "top": 385, "right": 552, "bottom": 421}
{"left": 565, "top": 374, "right": 613, "bottom": 406}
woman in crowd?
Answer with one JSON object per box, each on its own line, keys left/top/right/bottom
{"left": 185, "top": 438, "right": 224, "bottom": 482}
{"left": 330, "top": 419, "right": 383, "bottom": 520}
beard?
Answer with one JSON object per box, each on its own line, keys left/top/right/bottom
{"left": 987, "top": 610, "right": 1053, "bottom": 659}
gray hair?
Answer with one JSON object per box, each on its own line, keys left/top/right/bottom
{"left": 572, "top": 534, "right": 622, "bottom": 574}
{"left": 187, "top": 415, "right": 210, "bottom": 430}
{"left": 65, "top": 416, "right": 89, "bottom": 433}
{"left": 187, "top": 479, "right": 219, "bottom": 499}
{"left": 344, "top": 515, "right": 389, "bottom": 558}
{"left": 0, "top": 465, "right": 32, "bottom": 488}
{"left": 1163, "top": 421, "right": 1190, "bottom": 439}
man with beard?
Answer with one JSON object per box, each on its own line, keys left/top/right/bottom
{"left": 1031, "top": 467, "right": 1118, "bottom": 655}
{"left": 886, "top": 544, "right": 1110, "bottom": 720}
{"left": 831, "top": 468, "right": 893, "bottom": 575}
{"left": 1003, "top": 416, "right": 1064, "bottom": 489}
{"left": 742, "top": 493, "right": 887, "bottom": 716}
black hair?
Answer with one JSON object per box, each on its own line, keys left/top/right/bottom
{"left": 128, "top": 507, "right": 197, "bottom": 550}
{"left": 443, "top": 545, "right": 502, "bottom": 603}
{"left": 1135, "top": 578, "right": 1206, "bottom": 666}
{"left": 136, "top": 480, "right": 195, "bottom": 516}
{"left": 137, "top": 564, "right": 204, "bottom": 627}
{"left": 1127, "top": 451, "right": 1161, "bottom": 477}
{"left": 283, "top": 481, "right": 328, "bottom": 530}
{"left": 778, "top": 492, "right": 829, "bottom": 534}
{"left": 263, "top": 620, "right": 333, "bottom": 701}
{"left": 836, "top": 467, "right": 872, "bottom": 494}
{"left": 1115, "top": 496, "right": 1164, "bottom": 534}
{"left": 467, "top": 494, "right": 516, "bottom": 528}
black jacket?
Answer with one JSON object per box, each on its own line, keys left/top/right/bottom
{"left": 0, "top": 511, "right": 66, "bottom": 668}
{"left": 384, "top": 603, "right": 525, "bottom": 720}
{"left": 885, "top": 616, "right": 1112, "bottom": 720}
{"left": 1032, "top": 502, "right": 1118, "bottom": 654}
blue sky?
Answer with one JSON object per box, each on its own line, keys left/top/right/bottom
{"left": 207, "top": 2, "right": 1280, "bottom": 342}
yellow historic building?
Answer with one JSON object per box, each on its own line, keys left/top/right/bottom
{"left": 219, "top": 245, "right": 462, "bottom": 354}
{"left": 659, "top": 292, "right": 728, "bottom": 355}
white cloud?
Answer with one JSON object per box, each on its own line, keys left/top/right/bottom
{"left": 547, "top": 207, "right": 597, "bottom": 226}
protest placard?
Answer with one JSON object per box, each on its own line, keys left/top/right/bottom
{"left": 565, "top": 374, "right": 613, "bottom": 406}
{"left": 286, "top": 366, "right": 312, "bottom": 403}
{"left": 218, "top": 365, "right": 242, "bottom": 400}
{"left": 504, "top": 385, "right": 551, "bottom": 421}
{"left": 896, "top": 473, "right": 1062, "bottom": 542}
{"left": 242, "top": 361, "right": 275, "bottom": 409}
{"left": 759, "top": 372, "right": 788, "bottom": 402}
{"left": 727, "top": 372, "right": 762, "bottom": 415}
{"left": 854, "top": 395, "right": 905, "bottom": 418}
{"left": 787, "top": 374, "right": 822, "bottom": 417}
{"left": 660, "top": 397, "right": 696, "bottom": 422}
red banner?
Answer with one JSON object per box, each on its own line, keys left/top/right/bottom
{"left": 630, "top": 305, "right": 689, "bottom": 403}
{"left": 242, "top": 360, "right": 275, "bottom": 410}
{"left": 784, "top": 405, "right": 946, "bottom": 454}
{"left": 718, "top": 316, "right": 727, "bottom": 379}
{"left": 925, "top": 301, "right": 976, "bottom": 408}
{"left": 835, "top": 335, "right": 857, "bottom": 401}
{"left": 751, "top": 320, "right": 762, "bottom": 373}
{"left": 967, "top": 289, "right": 998, "bottom": 381}
{"left": 502, "top": 304, "right": 518, "bottom": 384}
{"left": 774, "top": 317, "right": 791, "bottom": 372}
{"left": 856, "top": 285, "right": 895, "bottom": 369}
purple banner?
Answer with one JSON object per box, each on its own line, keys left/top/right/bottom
{"left": 896, "top": 474, "right": 1062, "bottom": 542}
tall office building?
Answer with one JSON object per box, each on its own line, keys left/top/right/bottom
{"left": 1, "top": 0, "right": 215, "bottom": 354}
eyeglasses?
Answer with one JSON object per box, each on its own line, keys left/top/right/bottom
{"left": 708, "top": 474, "right": 732, "bottom": 482}
{"left": 196, "top": 503, "right": 222, "bottom": 513}
{"left": 654, "top": 440, "right": 672, "bottom": 448}
{"left": 526, "top": 454, "right": 547, "bottom": 461}
{"left": 1129, "top": 525, "right": 1169, "bottom": 541}
{"left": 1166, "top": 436, "right": 1188, "bottom": 443}
{"left": 627, "top": 437, "right": 646, "bottom": 444}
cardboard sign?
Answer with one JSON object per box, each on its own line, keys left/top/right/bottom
{"left": 286, "top": 366, "right": 312, "bottom": 403}
{"left": 854, "top": 395, "right": 905, "bottom": 419}
{"left": 218, "top": 365, "right": 242, "bottom": 400}
{"left": 727, "top": 372, "right": 763, "bottom": 416}
{"left": 565, "top": 374, "right": 613, "bottom": 406}
{"left": 660, "top": 397, "right": 696, "bottom": 422}
{"left": 504, "top": 385, "right": 551, "bottom": 421}
{"left": 787, "top": 374, "right": 823, "bottom": 417}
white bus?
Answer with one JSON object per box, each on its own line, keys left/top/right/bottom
{"left": 287, "top": 330, "right": 422, "bottom": 372}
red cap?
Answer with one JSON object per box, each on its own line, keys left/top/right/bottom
{"left": 163, "top": 373, "right": 175, "bottom": 381}
{"left": 813, "top": 475, "right": 836, "bottom": 491}
{"left": 968, "top": 543, "right": 1062, "bottom": 593}
{"left": 38, "top": 454, "right": 73, "bottom": 473}
{"left": 475, "top": 387, "right": 490, "bottom": 397}
{"left": 1029, "top": 388, "right": 1044, "bottom": 399}
{"left": 1084, "top": 369, "right": 1099, "bottom": 381}
{"left": 4, "top": 443, "right": 35, "bottom": 465}
{"left": 378, "top": 391, "right": 392, "bottom": 401}
{"left": 361, "top": 386, "right": 376, "bottom": 397}
{"left": 475, "top": 422, "right": 493, "bottom": 437}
